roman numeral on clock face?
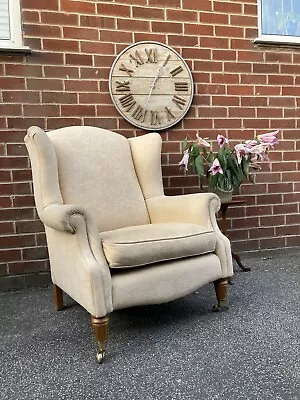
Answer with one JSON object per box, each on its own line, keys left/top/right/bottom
{"left": 119, "top": 63, "right": 134, "bottom": 77}
{"left": 145, "top": 48, "right": 158, "bottom": 63}
{"left": 165, "top": 107, "right": 175, "bottom": 121}
{"left": 175, "top": 82, "right": 188, "bottom": 92}
{"left": 170, "top": 65, "right": 183, "bottom": 77}
{"left": 129, "top": 51, "right": 144, "bottom": 67}
{"left": 119, "top": 93, "right": 136, "bottom": 111}
{"left": 172, "top": 95, "right": 187, "bottom": 110}
{"left": 132, "top": 105, "right": 147, "bottom": 122}
{"left": 116, "top": 81, "right": 130, "bottom": 92}
{"left": 150, "top": 110, "right": 161, "bottom": 126}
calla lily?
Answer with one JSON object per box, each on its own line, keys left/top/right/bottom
{"left": 257, "top": 129, "right": 279, "bottom": 146}
{"left": 196, "top": 133, "right": 210, "bottom": 148}
{"left": 178, "top": 149, "right": 189, "bottom": 172}
{"left": 217, "top": 134, "right": 229, "bottom": 147}
{"left": 208, "top": 158, "right": 223, "bottom": 175}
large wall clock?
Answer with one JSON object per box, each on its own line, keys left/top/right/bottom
{"left": 109, "top": 41, "right": 194, "bottom": 131}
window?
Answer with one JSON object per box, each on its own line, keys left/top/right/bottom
{"left": 256, "top": 0, "right": 300, "bottom": 45}
{"left": 0, "top": 0, "right": 29, "bottom": 51}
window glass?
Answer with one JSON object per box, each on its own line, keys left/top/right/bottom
{"left": 0, "top": 0, "right": 10, "bottom": 40}
{"left": 261, "top": 0, "right": 300, "bottom": 37}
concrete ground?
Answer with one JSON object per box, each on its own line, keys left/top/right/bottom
{"left": 0, "top": 247, "right": 299, "bottom": 400}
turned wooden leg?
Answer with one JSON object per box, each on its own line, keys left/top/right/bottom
{"left": 91, "top": 315, "right": 110, "bottom": 364}
{"left": 53, "top": 284, "right": 63, "bottom": 311}
{"left": 213, "top": 278, "right": 228, "bottom": 312}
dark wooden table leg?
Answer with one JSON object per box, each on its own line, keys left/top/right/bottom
{"left": 220, "top": 201, "right": 251, "bottom": 278}
{"left": 232, "top": 252, "right": 251, "bottom": 272}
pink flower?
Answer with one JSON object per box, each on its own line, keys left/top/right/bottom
{"left": 234, "top": 143, "right": 251, "bottom": 164}
{"left": 178, "top": 149, "right": 189, "bottom": 172}
{"left": 244, "top": 139, "right": 259, "bottom": 150}
{"left": 196, "top": 133, "right": 210, "bottom": 148}
{"left": 250, "top": 144, "right": 267, "bottom": 154}
{"left": 257, "top": 129, "right": 279, "bottom": 146}
{"left": 217, "top": 134, "right": 229, "bottom": 148}
{"left": 208, "top": 158, "right": 223, "bottom": 175}
{"left": 249, "top": 144, "right": 270, "bottom": 161}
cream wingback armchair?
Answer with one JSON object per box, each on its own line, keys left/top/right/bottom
{"left": 24, "top": 125, "right": 233, "bottom": 363}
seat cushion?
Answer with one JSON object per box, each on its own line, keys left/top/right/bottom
{"left": 100, "top": 223, "right": 217, "bottom": 269}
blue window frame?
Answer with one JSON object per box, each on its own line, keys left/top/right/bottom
{"left": 256, "top": 0, "right": 300, "bottom": 44}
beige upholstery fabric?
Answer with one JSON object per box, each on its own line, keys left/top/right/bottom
{"left": 129, "top": 133, "right": 164, "bottom": 200}
{"left": 112, "top": 253, "right": 222, "bottom": 310}
{"left": 51, "top": 126, "right": 149, "bottom": 231}
{"left": 129, "top": 132, "right": 233, "bottom": 279}
{"left": 24, "top": 126, "right": 233, "bottom": 318}
{"left": 25, "top": 126, "right": 63, "bottom": 218}
{"left": 46, "top": 223, "right": 112, "bottom": 317}
{"left": 101, "top": 223, "right": 216, "bottom": 268}
{"left": 146, "top": 193, "right": 233, "bottom": 278}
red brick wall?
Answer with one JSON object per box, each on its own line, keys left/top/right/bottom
{"left": 1, "top": 0, "right": 299, "bottom": 278}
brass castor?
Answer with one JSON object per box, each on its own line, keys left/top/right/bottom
{"left": 213, "top": 278, "right": 229, "bottom": 312}
{"left": 91, "top": 315, "right": 109, "bottom": 364}
{"left": 96, "top": 349, "right": 105, "bottom": 364}
{"left": 212, "top": 303, "right": 229, "bottom": 312}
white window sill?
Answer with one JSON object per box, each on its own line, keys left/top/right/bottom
{"left": 0, "top": 44, "right": 32, "bottom": 53}
{"left": 254, "top": 35, "right": 300, "bottom": 47}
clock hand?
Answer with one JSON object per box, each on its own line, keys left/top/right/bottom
{"left": 144, "top": 54, "right": 171, "bottom": 109}
{"left": 151, "top": 54, "right": 170, "bottom": 88}
{"left": 144, "top": 79, "right": 157, "bottom": 110}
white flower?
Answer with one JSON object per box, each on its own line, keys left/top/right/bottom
{"left": 178, "top": 149, "right": 189, "bottom": 172}
{"left": 196, "top": 133, "right": 210, "bottom": 148}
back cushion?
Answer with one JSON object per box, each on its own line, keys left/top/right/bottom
{"left": 47, "top": 126, "right": 150, "bottom": 232}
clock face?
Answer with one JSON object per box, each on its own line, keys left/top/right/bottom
{"left": 109, "top": 41, "right": 194, "bottom": 131}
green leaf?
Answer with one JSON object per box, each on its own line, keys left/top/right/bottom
{"left": 217, "top": 174, "right": 226, "bottom": 191}
{"left": 195, "top": 155, "right": 204, "bottom": 177}
{"left": 208, "top": 174, "right": 218, "bottom": 191}
{"left": 242, "top": 157, "right": 250, "bottom": 180}
{"left": 217, "top": 149, "right": 228, "bottom": 170}
{"left": 181, "top": 137, "right": 188, "bottom": 152}
{"left": 232, "top": 175, "right": 240, "bottom": 188}
{"left": 227, "top": 155, "right": 238, "bottom": 173}
{"left": 190, "top": 144, "right": 200, "bottom": 158}
{"left": 227, "top": 156, "right": 243, "bottom": 189}
{"left": 224, "top": 169, "right": 231, "bottom": 181}
{"left": 207, "top": 151, "right": 215, "bottom": 164}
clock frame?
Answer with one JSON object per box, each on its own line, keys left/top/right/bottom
{"left": 109, "top": 41, "right": 194, "bottom": 131}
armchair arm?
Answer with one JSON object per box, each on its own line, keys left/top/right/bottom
{"left": 41, "top": 203, "right": 91, "bottom": 233}
{"left": 41, "top": 203, "right": 107, "bottom": 265}
{"left": 146, "top": 193, "right": 220, "bottom": 228}
{"left": 146, "top": 194, "right": 233, "bottom": 278}
{"left": 41, "top": 204, "right": 113, "bottom": 316}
